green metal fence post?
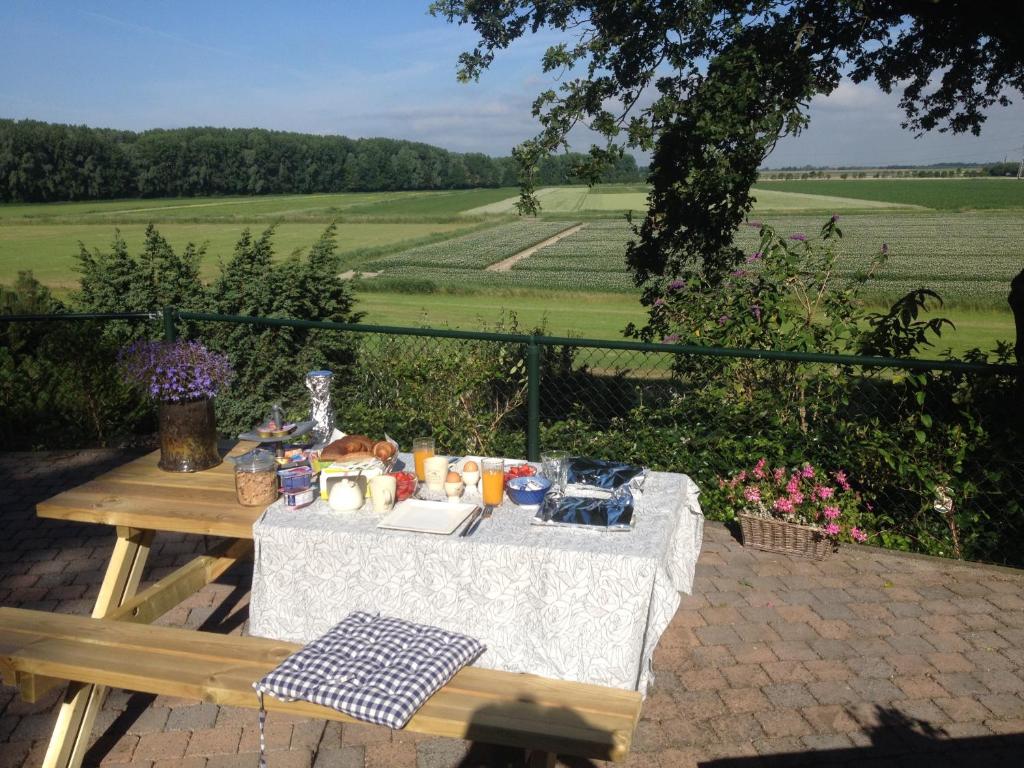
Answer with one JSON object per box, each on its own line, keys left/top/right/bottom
{"left": 162, "top": 307, "right": 178, "bottom": 342}
{"left": 527, "top": 335, "right": 540, "bottom": 461}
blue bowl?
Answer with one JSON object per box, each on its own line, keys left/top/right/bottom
{"left": 505, "top": 475, "right": 551, "bottom": 506}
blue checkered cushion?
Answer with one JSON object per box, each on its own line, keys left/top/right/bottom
{"left": 253, "top": 612, "right": 485, "bottom": 729}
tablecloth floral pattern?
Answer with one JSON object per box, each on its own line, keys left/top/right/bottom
{"left": 249, "top": 466, "right": 703, "bottom": 694}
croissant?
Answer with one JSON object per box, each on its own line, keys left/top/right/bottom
{"left": 320, "top": 434, "right": 374, "bottom": 461}
{"left": 373, "top": 440, "right": 396, "bottom": 461}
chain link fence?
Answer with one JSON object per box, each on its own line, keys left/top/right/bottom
{"left": 2, "top": 309, "right": 1021, "bottom": 566}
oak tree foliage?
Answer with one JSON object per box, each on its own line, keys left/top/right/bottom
{"left": 432, "top": 0, "right": 1024, "bottom": 338}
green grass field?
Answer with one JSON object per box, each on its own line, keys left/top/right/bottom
{"left": 0, "top": 179, "right": 1018, "bottom": 355}
{"left": 465, "top": 184, "right": 928, "bottom": 216}
{"left": 0, "top": 221, "right": 479, "bottom": 290}
{"left": 754, "top": 178, "right": 1024, "bottom": 210}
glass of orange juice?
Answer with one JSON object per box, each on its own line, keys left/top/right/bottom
{"left": 412, "top": 437, "right": 435, "bottom": 481}
{"left": 481, "top": 458, "right": 504, "bottom": 506}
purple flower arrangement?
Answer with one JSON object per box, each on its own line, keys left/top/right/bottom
{"left": 119, "top": 340, "right": 234, "bottom": 403}
{"left": 719, "top": 458, "right": 867, "bottom": 543}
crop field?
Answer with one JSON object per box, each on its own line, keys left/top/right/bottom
{"left": 367, "top": 212, "right": 1023, "bottom": 308}
{"left": 465, "top": 183, "right": 928, "bottom": 216}
{"left": 1, "top": 179, "right": 1018, "bottom": 353}
{"left": 0, "top": 188, "right": 520, "bottom": 224}
{"left": 754, "top": 178, "right": 1024, "bottom": 210}
{"left": 365, "top": 220, "right": 575, "bottom": 270}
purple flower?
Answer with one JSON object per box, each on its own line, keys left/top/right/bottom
{"left": 119, "top": 340, "right": 233, "bottom": 403}
{"left": 668, "top": 279, "right": 686, "bottom": 292}
{"left": 751, "top": 304, "right": 762, "bottom": 322}
{"left": 745, "top": 251, "right": 763, "bottom": 263}
{"left": 830, "top": 213, "right": 840, "bottom": 222}
{"left": 662, "top": 334, "right": 680, "bottom": 344}
{"left": 789, "top": 233, "right": 807, "bottom": 242}
{"left": 717, "top": 314, "right": 730, "bottom": 326}
{"left": 730, "top": 269, "right": 749, "bottom": 278}
{"left": 881, "top": 243, "right": 889, "bottom": 255}
{"left": 653, "top": 298, "right": 666, "bottom": 307}
{"left": 746, "top": 220, "right": 762, "bottom": 229}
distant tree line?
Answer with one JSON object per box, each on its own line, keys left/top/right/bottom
{"left": 0, "top": 119, "right": 643, "bottom": 202}
{"left": 759, "top": 162, "right": 1019, "bottom": 180}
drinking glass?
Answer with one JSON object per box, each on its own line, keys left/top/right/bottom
{"left": 412, "top": 437, "right": 435, "bottom": 481}
{"left": 541, "top": 450, "right": 569, "bottom": 493}
{"left": 481, "top": 458, "right": 505, "bottom": 506}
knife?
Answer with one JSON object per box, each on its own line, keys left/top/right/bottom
{"left": 459, "top": 506, "right": 483, "bottom": 537}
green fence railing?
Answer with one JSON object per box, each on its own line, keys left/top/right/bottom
{"left": 2, "top": 306, "right": 1022, "bottom": 565}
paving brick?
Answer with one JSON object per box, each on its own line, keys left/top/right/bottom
{"left": 184, "top": 726, "right": 242, "bottom": 756}
{"left": 152, "top": 759, "right": 207, "bottom": 768}
{"left": 312, "top": 746, "right": 365, "bottom": 768}
{"left": 134, "top": 731, "right": 191, "bottom": 762}
{"left": 800, "top": 704, "right": 860, "bottom": 733}
{"left": 763, "top": 683, "right": 817, "bottom": 709}
{"left": 720, "top": 663, "right": 773, "bottom": 688}
{"left": 769, "top": 641, "right": 819, "bottom": 662}
{"left": 729, "top": 642, "right": 777, "bottom": 664}
{"left": 340, "top": 722, "right": 391, "bottom": 746}
{"left": 761, "top": 661, "right": 815, "bottom": 684}
{"left": 97, "top": 733, "right": 139, "bottom": 764}
{"left": 894, "top": 675, "right": 948, "bottom": 699}
{"left": 979, "top": 693, "right": 1024, "bottom": 718}
{"left": 754, "top": 708, "right": 814, "bottom": 738}
{"left": 924, "top": 652, "right": 974, "bottom": 673}
{"left": 719, "top": 687, "right": 770, "bottom": 714}
{"left": 165, "top": 703, "right": 219, "bottom": 732}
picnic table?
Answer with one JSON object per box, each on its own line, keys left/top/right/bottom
{"left": 6, "top": 441, "right": 698, "bottom": 768}
{"left": 252, "top": 453, "right": 704, "bottom": 693}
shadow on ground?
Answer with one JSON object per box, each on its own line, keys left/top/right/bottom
{"left": 701, "top": 706, "right": 1023, "bottom": 767}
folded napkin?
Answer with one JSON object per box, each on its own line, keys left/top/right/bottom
{"left": 253, "top": 612, "right": 484, "bottom": 764}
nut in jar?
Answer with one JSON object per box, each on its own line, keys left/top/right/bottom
{"left": 233, "top": 449, "right": 279, "bottom": 506}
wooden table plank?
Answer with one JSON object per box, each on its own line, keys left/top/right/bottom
{"left": 37, "top": 442, "right": 263, "bottom": 539}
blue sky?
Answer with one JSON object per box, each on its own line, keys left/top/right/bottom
{"left": 3, "top": 1, "right": 1022, "bottom": 167}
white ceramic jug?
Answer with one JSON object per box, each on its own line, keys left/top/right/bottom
{"left": 328, "top": 478, "right": 364, "bottom": 512}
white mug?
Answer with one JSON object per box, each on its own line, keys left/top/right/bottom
{"left": 369, "top": 475, "right": 397, "bottom": 513}
{"left": 423, "top": 455, "right": 449, "bottom": 492}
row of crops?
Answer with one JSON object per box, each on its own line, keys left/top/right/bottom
{"left": 366, "top": 220, "right": 574, "bottom": 270}
{"left": 366, "top": 213, "right": 1022, "bottom": 304}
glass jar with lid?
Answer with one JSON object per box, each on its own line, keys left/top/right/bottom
{"left": 234, "top": 449, "right": 279, "bottom": 506}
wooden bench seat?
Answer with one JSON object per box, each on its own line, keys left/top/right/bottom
{"left": 0, "top": 607, "right": 642, "bottom": 763}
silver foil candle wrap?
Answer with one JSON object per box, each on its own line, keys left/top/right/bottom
{"left": 305, "top": 370, "right": 334, "bottom": 445}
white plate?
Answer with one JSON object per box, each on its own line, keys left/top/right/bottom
{"left": 376, "top": 499, "right": 479, "bottom": 535}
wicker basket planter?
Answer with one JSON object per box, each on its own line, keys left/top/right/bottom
{"left": 739, "top": 513, "right": 836, "bottom": 560}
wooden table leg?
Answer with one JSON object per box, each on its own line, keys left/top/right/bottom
{"left": 41, "top": 526, "right": 154, "bottom": 768}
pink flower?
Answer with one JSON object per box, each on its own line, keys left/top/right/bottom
{"left": 773, "top": 468, "right": 785, "bottom": 483}
{"left": 801, "top": 464, "right": 815, "bottom": 479}
{"left": 789, "top": 491, "right": 804, "bottom": 505}
{"left": 737, "top": 470, "right": 747, "bottom": 483}
{"left": 752, "top": 459, "right": 766, "bottom": 480}
{"left": 815, "top": 486, "right": 834, "bottom": 500}
{"left": 746, "top": 251, "right": 763, "bottom": 263}
{"left": 744, "top": 486, "right": 761, "bottom": 503}
{"left": 773, "top": 498, "right": 794, "bottom": 514}
{"left": 823, "top": 506, "right": 841, "bottom": 520}
{"left": 850, "top": 527, "right": 868, "bottom": 543}
{"left": 786, "top": 475, "right": 800, "bottom": 495}
{"left": 824, "top": 522, "right": 841, "bottom": 536}
{"left": 834, "top": 470, "right": 851, "bottom": 492}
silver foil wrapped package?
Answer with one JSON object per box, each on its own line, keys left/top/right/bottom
{"left": 305, "top": 370, "right": 334, "bottom": 446}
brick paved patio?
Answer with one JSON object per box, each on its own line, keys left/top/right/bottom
{"left": 2, "top": 449, "right": 1023, "bottom": 767}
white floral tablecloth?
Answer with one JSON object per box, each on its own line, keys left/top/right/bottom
{"left": 249, "top": 460, "right": 703, "bottom": 694}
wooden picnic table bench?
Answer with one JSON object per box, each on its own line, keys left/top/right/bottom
{"left": 3, "top": 442, "right": 642, "bottom": 768}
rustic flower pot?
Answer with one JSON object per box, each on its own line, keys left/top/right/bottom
{"left": 157, "top": 398, "right": 220, "bottom": 472}
{"left": 738, "top": 513, "right": 836, "bottom": 560}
